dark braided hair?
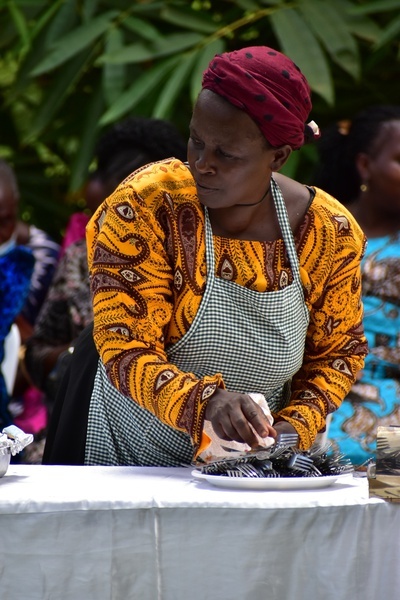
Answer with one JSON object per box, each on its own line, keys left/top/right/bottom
{"left": 313, "top": 105, "right": 400, "bottom": 204}
{"left": 93, "top": 116, "right": 187, "bottom": 194}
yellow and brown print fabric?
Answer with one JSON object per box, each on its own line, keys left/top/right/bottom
{"left": 86, "top": 159, "right": 368, "bottom": 452}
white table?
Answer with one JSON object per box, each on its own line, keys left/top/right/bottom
{"left": 0, "top": 465, "right": 399, "bottom": 600}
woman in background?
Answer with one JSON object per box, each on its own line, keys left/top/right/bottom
{"left": 314, "top": 105, "right": 400, "bottom": 464}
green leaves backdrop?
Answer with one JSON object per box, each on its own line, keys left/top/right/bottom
{"left": 1, "top": 0, "right": 399, "bottom": 240}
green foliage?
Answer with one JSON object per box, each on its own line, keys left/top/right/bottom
{"left": 0, "top": 0, "right": 399, "bottom": 241}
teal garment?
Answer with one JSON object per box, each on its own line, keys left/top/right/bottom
{"left": 328, "top": 234, "right": 400, "bottom": 464}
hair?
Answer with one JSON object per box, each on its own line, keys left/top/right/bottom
{"left": 92, "top": 116, "right": 187, "bottom": 194}
{"left": 313, "top": 105, "right": 400, "bottom": 204}
{"left": 0, "top": 158, "right": 19, "bottom": 201}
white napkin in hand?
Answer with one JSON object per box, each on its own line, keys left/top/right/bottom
{"left": 198, "top": 393, "right": 275, "bottom": 463}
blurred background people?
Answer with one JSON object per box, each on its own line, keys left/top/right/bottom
{"left": 0, "top": 159, "right": 35, "bottom": 428}
{"left": 313, "top": 104, "right": 400, "bottom": 465}
{"left": 22, "top": 116, "right": 187, "bottom": 461}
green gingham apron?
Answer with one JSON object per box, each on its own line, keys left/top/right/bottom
{"left": 85, "top": 178, "right": 309, "bottom": 466}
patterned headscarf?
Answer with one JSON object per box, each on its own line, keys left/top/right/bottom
{"left": 202, "top": 46, "right": 318, "bottom": 150}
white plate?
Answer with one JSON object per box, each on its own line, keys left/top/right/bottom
{"left": 191, "top": 469, "right": 353, "bottom": 490}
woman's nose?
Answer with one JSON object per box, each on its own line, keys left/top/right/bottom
{"left": 195, "top": 149, "right": 215, "bottom": 174}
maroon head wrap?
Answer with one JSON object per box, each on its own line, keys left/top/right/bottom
{"left": 202, "top": 46, "right": 315, "bottom": 150}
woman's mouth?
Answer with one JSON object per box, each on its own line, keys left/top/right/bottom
{"left": 196, "top": 181, "right": 218, "bottom": 195}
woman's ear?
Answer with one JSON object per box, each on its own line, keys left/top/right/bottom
{"left": 355, "top": 152, "right": 370, "bottom": 182}
{"left": 270, "top": 145, "right": 292, "bottom": 172}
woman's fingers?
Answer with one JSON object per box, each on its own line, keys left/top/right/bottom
{"left": 206, "top": 390, "right": 274, "bottom": 446}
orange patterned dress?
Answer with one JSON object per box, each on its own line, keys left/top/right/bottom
{"left": 86, "top": 159, "right": 368, "bottom": 453}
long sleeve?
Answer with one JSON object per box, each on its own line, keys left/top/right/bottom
{"left": 87, "top": 160, "right": 223, "bottom": 451}
{"left": 275, "top": 194, "right": 368, "bottom": 448}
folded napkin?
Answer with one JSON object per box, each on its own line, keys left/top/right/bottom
{"left": 198, "top": 393, "right": 275, "bottom": 463}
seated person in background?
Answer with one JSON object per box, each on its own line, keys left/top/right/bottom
{"left": 0, "top": 160, "right": 60, "bottom": 343}
{"left": 0, "top": 159, "right": 58, "bottom": 439}
{"left": 0, "top": 161, "right": 35, "bottom": 428}
{"left": 24, "top": 117, "right": 187, "bottom": 411}
{"left": 313, "top": 105, "right": 400, "bottom": 465}
{"left": 43, "top": 46, "right": 368, "bottom": 467}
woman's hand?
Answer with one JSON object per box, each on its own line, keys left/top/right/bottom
{"left": 204, "top": 388, "right": 276, "bottom": 448}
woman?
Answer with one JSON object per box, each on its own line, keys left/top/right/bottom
{"left": 314, "top": 105, "right": 400, "bottom": 464}
{"left": 44, "top": 46, "right": 367, "bottom": 466}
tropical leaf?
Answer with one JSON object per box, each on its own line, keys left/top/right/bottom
{"left": 102, "top": 28, "right": 126, "bottom": 107}
{"left": 270, "top": 8, "right": 334, "bottom": 105}
{"left": 235, "top": 0, "right": 262, "bottom": 9}
{"left": 97, "top": 42, "right": 155, "bottom": 65}
{"left": 130, "top": 0, "right": 165, "bottom": 13}
{"left": 374, "top": 14, "right": 400, "bottom": 48}
{"left": 152, "top": 31, "right": 206, "bottom": 56}
{"left": 347, "top": 0, "right": 400, "bottom": 14}
{"left": 28, "top": 0, "right": 64, "bottom": 44}
{"left": 99, "top": 56, "right": 181, "bottom": 125}
{"left": 7, "top": 0, "right": 30, "bottom": 49}
{"left": 9, "top": 0, "right": 79, "bottom": 98}
{"left": 25, "top": 49, "right": 93, "bottom": 141}
{"left": 160, "top": 6, "right": 218, "bottom": 34}
{"left": 69, "top": 82, "right": 104, "bottom": 192}
{"left": 31, "top": 10, "right": 118, "bottom": 75}
{"left": 42, "top": 0, "right": 78, "bottom": 47}
{"left": 82, "top": 0, "right": 99, "bottom": 22}
{"left": 122, "top": 16, "right": 163, "bottom": 42}
{"left": 334, "top": 0, "right": 382, "bottom": 44}
{"left": 190, "top": 38, "right": 226, "bottom": 104}
{"left": 152, "top": 52, "right": 199, "bottom": 119}
{"left": 99, "top": 32, "right": 205, "bottom": 65}
{"left": 298, "top": 0, "right": 360, "bottom": 80}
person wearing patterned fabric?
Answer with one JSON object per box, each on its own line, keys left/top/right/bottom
{"left": 44, "top": 46, "right": 368, "bottom": 466}
{"left": 314, "top": 105, "right": 400, "bottom": 464}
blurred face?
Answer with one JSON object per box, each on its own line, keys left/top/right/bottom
{"left": 0, "top": 180, "right": 18, "bottom": 245}
{"left": 187, "top": 90, "right": 276, "bottom": 209}
{"left": 362, "top": 120, "right": 400, "bottom": 211}
{"left": 84, "top": 176, "right": 107, "bottom": 213}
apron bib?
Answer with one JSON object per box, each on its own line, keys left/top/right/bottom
{"left": 85, "top": 178, "right": 309, "bottom": 466}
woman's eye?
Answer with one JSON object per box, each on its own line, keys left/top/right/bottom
{"left": 218, "top": 149, "right": 235, "bottom": 159}
{"left": 190, "top": 137, "right": 202, "bottom": 148}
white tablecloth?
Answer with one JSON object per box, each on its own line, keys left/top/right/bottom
{"left": 0, "top": 465, "right": 399, "bottom": 600}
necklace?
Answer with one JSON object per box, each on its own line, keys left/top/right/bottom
{"left": 236, "top": 182, "right": 271, "bottom": 207}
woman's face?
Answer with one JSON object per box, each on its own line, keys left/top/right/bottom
{"left": 363, "top": 120, "right": 400, "bottom": 210}
{"left": 187, "top": 90, "right": 276, "bottom": 209}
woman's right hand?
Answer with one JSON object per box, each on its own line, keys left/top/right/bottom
{"left": 204, "top": 388, "right": 276, "bottom": 448}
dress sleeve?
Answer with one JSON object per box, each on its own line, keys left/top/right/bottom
{"left": 274, "top": 193, "right": 368, "bottom": 449}
{"left": 86, "top": 171, "right": 223, "bottom": 452}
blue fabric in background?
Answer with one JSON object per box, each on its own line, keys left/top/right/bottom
{"left": 329, "top": 234, "right": 400, "bottom": 464}
{"left": 0, "top": 246, "right": 35, "bottom": 427}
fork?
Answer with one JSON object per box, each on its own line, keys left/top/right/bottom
{"left": 275, "top": 432, "right": 299, "bottom": 448}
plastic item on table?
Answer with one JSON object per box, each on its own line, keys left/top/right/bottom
{"left": 0, "top": 425, "right": 34, "bottom": 477}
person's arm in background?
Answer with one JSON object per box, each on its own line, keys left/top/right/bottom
{"left": 24, "top": 240, "right": 93, "bottom": 395}
{"left": 16, "top": 222, "right": 60, "bottom": 331}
